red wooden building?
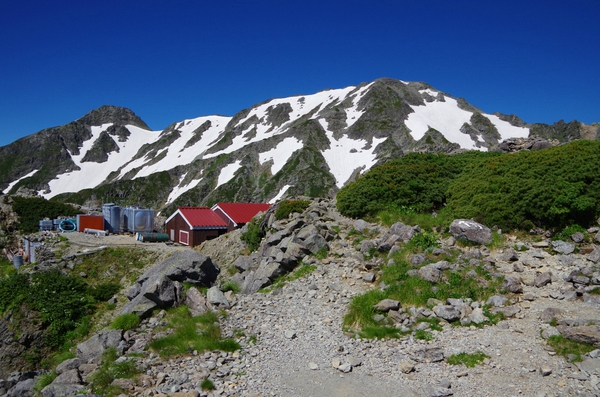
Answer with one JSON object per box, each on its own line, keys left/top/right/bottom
{"left": 164, "top": 207, "right": 228, "bottom": 247}
{"left": 211, "top": 202, "right": 271, "bottom": 232}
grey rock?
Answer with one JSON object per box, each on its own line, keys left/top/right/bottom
{"left": 76, "top": 329, "right": 122, "bottom": 364}
{"left": 588, "top": 246, "right": 600, "bottom": 263}
{"left": 571, "top": 232, "right": 585, "bottom": 243}
{"left": 539, "top": 307, "right": 563, "bottom": 323}
{"left": 541, "top": 327, "right": 561, "bottom": 339}
{"left": 449, "top": 219, "right": 492, "bottom": 245}
{"left": 490, "top": 305, "right": 521, "bottom": 318}
{"left": 373, "top": 299, "right": 400, "bottom": 312}
{"left": 391, "top": 222, "right": 422, "bottom": 242}
{"left": 486, "top": 295, "right": 508, "bottom": 307}
{"left": 418, "top": 264, "right": 442, "bottom": 283}
{"left": 534, "top": 272, "right": 552, "bottom": 287}
{"left": 40, "top": 383, "right": 84, "bottom": 397}
{"left": 52, "top": 369, "right": 82, "bottom": 385}
{"left": 363, "top": 272, "right": 376, "bottom": 283}
{"left": 378, "top": 234, "right": 400, "bottom": 252}
{"left": 233, "top": 256, "right": 253, "bottom": 272}
{"left": 411, "top": 346, "right": 444, "bottom": 363}
{"left": 185, "top": 287, "right": 209, "bottom": 316}
{"left": 433, "top": 305, "right": 461, "bottom": 322}
{"left": 55, "top": 358, "right": 81, "bottom": 375}
{"left": 575, "top": 357, "right": 600, "bottom": 375}
{"left": 551, "top": 241, "right": 575, "bottom": 255}
{"left": 8, "top": 378, "right": 34, "bottom": 397}
{"left": 411, "top": 254, "right": 426, "bottom": 265}
{"left": 463, "top": 308, "right": 488, "bottom": 325}
{"left": 207, "top": 286, "right": 229, "bottom": 308}
{"left": 122, "top": 250, "right": 219, "bottom": 318}
{"left": 501, "top": 248, "right": 519, "bottom": 262}
{"left": 303, "top": 234, "right": 329, "bottom": 254}
{"left": 557, "top": 325, "right": 600, "bottom": 347}
{"left": 583, "top": 293, "right": 600, "bottom": 308}
{"left": 353, "top": 219, "right": 369, "bottom": 232}
{"left": 502, "top": 275, "right": 523, "bottom": 293}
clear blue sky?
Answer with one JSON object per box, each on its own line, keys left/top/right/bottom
{"left": 1, "top": 0, "right": 599, "bottom": 147}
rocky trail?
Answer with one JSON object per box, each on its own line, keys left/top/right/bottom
{"left": 1, "top": 199, "right": 600, "bottom": 397}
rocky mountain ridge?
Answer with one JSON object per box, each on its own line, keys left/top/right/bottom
{"left": 1, "top": 79, "right": 599, "bottom": 214}
{"left": 2, "top": 198, "right": 600, "bottom": 396}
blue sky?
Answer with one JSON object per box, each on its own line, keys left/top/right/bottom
{"left": 1, "top": 0, "right": 599, "bottom": 147}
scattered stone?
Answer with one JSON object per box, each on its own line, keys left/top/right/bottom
{"left": 373, "top": 299, "right": 400, "bottom": 312}
{"left": 551, "top": 241, "right": 575, "bottom": 255}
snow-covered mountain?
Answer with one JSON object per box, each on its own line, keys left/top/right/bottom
{"left": 1, "top": 78, "right": 598, "bottom": 212}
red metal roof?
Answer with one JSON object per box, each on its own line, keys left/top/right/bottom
{"left": 212, "top": 202, "right": 271, "bottom": 224}
{"left": 178, "top": 207, "right": 228, "bottom": 229}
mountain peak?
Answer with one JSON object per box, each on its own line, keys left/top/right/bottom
{"left": 77, "top": 105, "right": 150, "bottom": 130}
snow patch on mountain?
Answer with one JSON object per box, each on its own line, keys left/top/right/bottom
{"left": 269, "top": 185, "right": 291, "bottom": 204}
{"left": 484, "top": 114, "right": 529, "bottom": 140}
{"left": 120, "top": 116, "right": 230, "bottom": 179}
{"left": 259, "top": 138, "right": 303, "bottom": 175}
{"left": 216, "top": 160, "right": 242, "bottom": 189}
{"left": 405, "top": 97, "right": 477, "bottom": 148}
{"left": 166, "top": 174, "right": 203, "bottom": 205}
{"left": 42, "top": 124, "right": 162, "bottom": 198}
{"left": 3, "top": 169, "right": 38, "bottom": 194}
{"left": 318, "top": 119, "right": 386, "bottom": 188}
{"left": 344, "top": 82, "right": 373, "bottom": 128}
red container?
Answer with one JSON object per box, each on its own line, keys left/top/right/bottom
{"left": 77, "top": 215, "right": 105, "bottom": 232}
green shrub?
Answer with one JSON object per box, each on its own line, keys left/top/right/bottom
{"left": 0, "top": 272, "right": 29, "bottom": 313}
{"left": 11, "top": 196, "right": 82, "bottom": 233}
{"left": 553, "top": 224, "right": 587, "bottom": 242}
{"left": 275, "top": 199, "right": 311, "bottom": 220}
{"left": 34, "top": 372, "right": 57, "bottom": 394}
{"left": 89, "top": 347, "right": 140, "bottom": 396}
{"left": 240, "top": 217, "right": 264, "bottom": 252}
{"left": 110, "top": 314, "right": 141, "bottom": 331}
{"left": 446, "top": 140, "right": 600, "bottom": 230}
{"left": 29, "top": 269, "right": 91, "bottom": 348}
{"left": 336, "top": 151, "right": 497, "bottom": 218}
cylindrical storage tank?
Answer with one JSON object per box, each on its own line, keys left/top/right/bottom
{"left": 138, "top": 232, "right": 168, "bottom": 242}
{"left": 53, "top": 219, "right": 61, "bottom": 230}
{"left": 110, "top": 205, "right": 121, "bottom": 233}
{"left": 123, "top": 207, "right": 154, "bottom": 233}
{"left": 39, "top": 220, "right": 53, "bottom": 231}
{"left": 13, "top": 255, "right": 24, "bottom": 268}
{"left": 103, "top": 203, "right": 121, "bottom": 233}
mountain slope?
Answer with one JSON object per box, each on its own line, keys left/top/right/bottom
{"left": 1, "top": 79, "right": 598, "bottom": 213}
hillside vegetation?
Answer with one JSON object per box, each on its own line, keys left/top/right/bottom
{"left": 337, "top": 140, "right": 600, "bottom": 231}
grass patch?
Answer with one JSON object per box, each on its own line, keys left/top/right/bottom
{"left": 260, "top": 263, "right": 317, "bottom": 293}
{"left": 110, "top": 313, "right": 141, "bottom": 331}
{"left": 344, "top": 243, "right": 504, "bottom": 335}
{"left": 414, "top": 329, "right": 434, "bottom": 341}
{"left": 359, "top": 325, "right": 406, "bottom": 339}
{"left": 75, "top": 247, "right": 158, "bottom": 287}
{"left": 446, "top": 350, "right": 489, "bottom": 367}
{"left": 34, "top": 372, "right": 57, "bottom": 394}
{"left": 416, "top": 317, "right": 443, "bottom": 331}
{"left": 222, "top": 280, "right": 241, "bottom": 294}
{"left": 88, "top": 347, "right": 140, "bottom": 397}
{"left": 546, "top": 335, "right": 596, "bottom": 362}
{"left": 200, "top": 378, "right": 215, "bottom": 390}
{"left": 149, "top": 306, "right": 240, "bottom": 357}
{"left": 588, "top": 287, "right": 600, "bottom": 295}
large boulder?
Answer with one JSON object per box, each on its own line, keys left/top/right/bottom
{"left": 557, "top": 325, "right": 600, "bottom": 347}
{"left": 449, "top": 219, "right": 492, "bottom": 245}
{"left": 122, "top": 250, "right": 219, "bottom": 318}
{"left": 391, "top": 222, "right": 421, "bottom": 242}
{"left": 76, "top": 329, "right": 122, "bottom": 364}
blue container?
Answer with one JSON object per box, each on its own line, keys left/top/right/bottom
{"left": 39, "top": 220, "right": 53, "bottom": 231}
{"left": 13, "top": 255, "right": 23, "bottom": 268}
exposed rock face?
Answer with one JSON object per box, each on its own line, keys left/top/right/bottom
{"left": 122, "top": 250, "right": 220, "bottom": 318}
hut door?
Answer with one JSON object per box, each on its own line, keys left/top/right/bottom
{"left": 179, "top": 230, "right": 189, "bottom": 245}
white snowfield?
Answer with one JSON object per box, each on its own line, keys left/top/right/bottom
{"left": 406, "top": 91, "right": 529, "bottom": 150}
{"left": 24, "top": 80, "right": 531, "bottom": 204}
